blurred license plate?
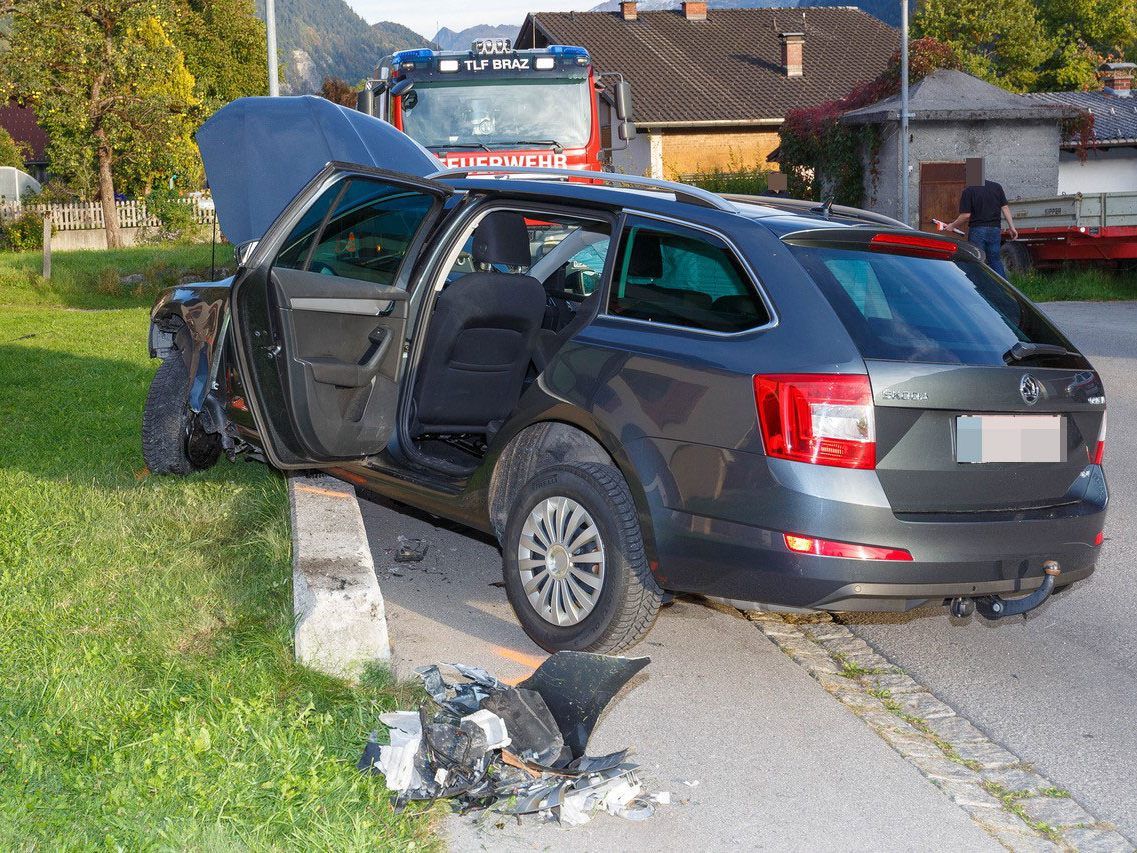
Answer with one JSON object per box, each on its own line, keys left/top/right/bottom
{"left": 956, "top": 415, "right": 1066, "bottom": 463}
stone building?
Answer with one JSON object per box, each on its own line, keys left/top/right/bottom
{"left": 840, "top": 70, "right": 1082, "bottom": 229}
{"left": 517, "top": 2, "right": 897, "bottom": 179}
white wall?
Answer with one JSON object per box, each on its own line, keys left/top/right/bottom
{"left": 1057, "top": 147, "right": 1137, "bottom": 194}
{"left": 609, "top": 131, "right": 653, "bottom": 177}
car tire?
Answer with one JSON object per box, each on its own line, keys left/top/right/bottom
{"left": 142, "top": 353, "right": 221, "bottom": 475}
{"left": 501, "top": 462, "right": 663, "bottom": 653}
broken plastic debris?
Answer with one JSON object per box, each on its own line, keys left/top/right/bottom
{"left": 461, "top": 709, "right": 511, "bottom": 751}
{"left": 358, "top": 651, "right": 658, "bottom": 827}
{"left": 395, "top": 535, "right": 428, "bottom": 562}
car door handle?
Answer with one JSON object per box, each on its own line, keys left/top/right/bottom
{"left": 302, "top": 327, "right": 391, "bottom": 387}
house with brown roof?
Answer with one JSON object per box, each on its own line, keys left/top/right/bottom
{"left": 0, "top": 99, "right": 50, "bottom": 183}
{"left": 1027, "top": 63, "right": 1137, "bottom": 195}
{"left": 517, "top": 1, "right": 897, "bottom": 178}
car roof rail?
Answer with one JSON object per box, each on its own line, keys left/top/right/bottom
{"left": 723, "top": 193, "right": 910, "bottom": 229}
{"left": 429, "top": 166, "right": 739, "bottom": 213}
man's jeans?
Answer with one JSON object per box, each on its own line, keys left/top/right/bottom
{"left": 968, "top": 225, "right": 1006, "bottom": 278}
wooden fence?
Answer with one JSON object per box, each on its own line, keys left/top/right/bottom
{"left": 0, "top": 198, "right": 216, "bottom": 230}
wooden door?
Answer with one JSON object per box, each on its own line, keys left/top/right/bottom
{"left": 919, "top": 162, "right": 966, "bottom": 234}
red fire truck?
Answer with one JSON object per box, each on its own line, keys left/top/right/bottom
{"left": 356, "top": 39, "right": 635, "bottom": 172}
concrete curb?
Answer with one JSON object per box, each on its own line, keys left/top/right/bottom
{"left": 289, "top": 473, "right": 391, "bottom": 680}
{"left": 750, "top": 612, "right": 1133, "bottom": 853}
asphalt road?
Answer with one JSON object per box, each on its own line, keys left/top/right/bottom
{"left": 845, "top": 301, "right": 1137, "bottom": 842}
{"left": 359, "top": 497, "right": 997, "bottom": 850}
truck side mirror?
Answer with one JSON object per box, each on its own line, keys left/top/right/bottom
{"left": 356, "top": 88, "right": 374, "bottom": 116}
{"left": 390, "top": 78, "right": 414, "bottom": 97}
{"left": 615, "top": 81, "right": 634, "bottom": 122}
{"left": 618, "top": 120, "right": 637, "bottom": 142}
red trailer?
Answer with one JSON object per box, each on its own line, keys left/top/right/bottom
{"left": 1004, "top": 192, "right": 1137, "bottom": 271}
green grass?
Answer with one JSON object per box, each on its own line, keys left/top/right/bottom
{"left": 0, "top": 271, "right": 437, "bottom": 849}
{"left": 0, "top": 244, "right": 227, "bottom": 310}
{"left": 1011, "top": 267, "right": 1137, "bottom": 302}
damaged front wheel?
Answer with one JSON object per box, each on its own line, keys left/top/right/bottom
{"left": 142, "top": 353, "right": 221, "bottom": 475}
{"left": 502, "top": 463, "right": 663, "bottom": 653}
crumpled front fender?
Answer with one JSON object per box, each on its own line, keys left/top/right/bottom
{"left": 149, "top": 277, "right": 233, "bottom": 412}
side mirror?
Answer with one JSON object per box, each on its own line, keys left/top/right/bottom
{"left": 618, "top": 120, "right": 637, "bottom": 142}
{"left": 234, "top": 239, "right": 259, "bottom": 268}
{"left": 614, "top": 81, "right": 634, "bottom": 122}
{"left": 356, "top": 88, "right": 374, "bottom": 116}
{"left": 390, "top": 78, "right": 414, "bottom": 97}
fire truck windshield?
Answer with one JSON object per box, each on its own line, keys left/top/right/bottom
{"left": 400, "top": 78, "right": 592, "bottom": 151}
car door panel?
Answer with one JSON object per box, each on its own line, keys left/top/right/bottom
{"left": 270, "top": 267, "right": 409, "bottom": 457}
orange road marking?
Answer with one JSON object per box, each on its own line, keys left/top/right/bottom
{"left": 293, "top": 486, "right": 350, "bottom": 500}
{"left": 491, "top": 645, "right": 546, "bottom": 680}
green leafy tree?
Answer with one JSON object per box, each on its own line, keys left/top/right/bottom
{"left": 0, "top": 127, "right": 28, "bottom": 170}
{"left": 915, "top": 0, "right": 1053, "bottom": 91}
{"left": 0, "top": 0, "right": 199, "bottom": 248}
{"left": 173, "top": 0, "right": 268, "bottom": 115}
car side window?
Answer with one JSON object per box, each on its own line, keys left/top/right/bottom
{"left": 274, "top": 177, "right": 436, "bottom": 286}
{"left": 608, "top": 221, "right": 769, "bottom": 332}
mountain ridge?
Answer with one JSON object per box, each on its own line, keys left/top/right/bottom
{"left": 433, "top": 24, "right": 518, "bottom": 52}
{"left": 254, "top": 0, "right": 433, "bottom": 93}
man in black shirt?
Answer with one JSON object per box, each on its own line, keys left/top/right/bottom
{"left": 941, "top": 180, "right": 1019, "bottom": 278}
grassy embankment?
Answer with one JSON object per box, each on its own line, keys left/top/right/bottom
{"left": 0, "top": 246, "right": 436, "bottom": 849}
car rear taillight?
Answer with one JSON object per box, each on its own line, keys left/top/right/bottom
{"left": 1092, "top": 411, "right": 1106, "bottom": 465}
{"left": 754, "top": 374, "right": 875, "bottom": 469}
{"left": 783, "top": 533, "right": 913, "bottom": 561}
{"left": 1094, "top": 530, "right": 1105, "bottom": 546}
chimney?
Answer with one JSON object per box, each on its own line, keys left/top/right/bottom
{"left": 620, "top": 1, "right": 638, "bottom": 21}
{"left": 780, "top": 32, "right": 805, "bottom": 78}
{"left": 682, "top": 1, "right": 707, "bottom": 21}
{"left": 1099, "top": 61, "right": 1134, "bottom": 97}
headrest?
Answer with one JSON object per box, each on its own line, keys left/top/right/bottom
{"left": 472, "top": 212, "right": 532, "bottom": 267}
{"left": 628, "top": 233, "right": 663, "bottom": 279}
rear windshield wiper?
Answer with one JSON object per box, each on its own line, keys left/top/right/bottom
{"left": 1004, "top": 341, "right": 1072, "bottom": 363}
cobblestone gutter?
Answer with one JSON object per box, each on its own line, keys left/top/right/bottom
{"left": 748, "top": 612, "right": 1132, "bottom": 853}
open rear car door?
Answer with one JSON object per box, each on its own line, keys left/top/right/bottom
{"left": 195, "top": 95, "right": 452, "bottom": 469}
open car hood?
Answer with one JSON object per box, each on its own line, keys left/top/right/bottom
{"left": 197, "top": 96, "right": 442, "bottom": 245}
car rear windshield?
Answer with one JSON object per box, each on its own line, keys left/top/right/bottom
{"left": 789, "top": 245, "right": 1088, "bottom": 368}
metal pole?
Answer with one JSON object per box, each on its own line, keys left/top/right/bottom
{"left": 265, "top": 0, "right": 279, "bottom": 96}
{"left": 900, "top": 0, "right": 910, "bottom": 226}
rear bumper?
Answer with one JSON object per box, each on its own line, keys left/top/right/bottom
{"left": 633, "top": 439, "right": 1107, "bottom": 612}
{"left": 653, "top": 507, "right": 1101, "bottom": 612}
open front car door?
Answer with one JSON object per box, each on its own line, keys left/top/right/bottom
{"left": 230, "top": 167, "right": 452, "bottom": 468}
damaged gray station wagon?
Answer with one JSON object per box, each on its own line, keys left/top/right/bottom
{"left": 144, "top": 97, "right": 1108, "bottom": 653}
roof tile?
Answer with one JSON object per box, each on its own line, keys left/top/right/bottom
{"left": 519, "top": 8, "right": 898, "bottom": 125}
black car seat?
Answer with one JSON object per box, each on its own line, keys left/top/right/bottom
{"left": 412, "top": 212, "right": 546, "bottom": 437}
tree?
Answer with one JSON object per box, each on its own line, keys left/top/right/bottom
{"left": 915, "top": 0, "right": 1053, "bottom": 91}
{"left": 0, "top": 0, "right": 199, "bottom": 247}
{"left": 0, "top": 127, "right": 28, "bottom": 170}
{"left": 319, "top": 76, "right": 356, "bottom": 107}
{"left": 173, "top": 0, "right": 268, "bottom": 115}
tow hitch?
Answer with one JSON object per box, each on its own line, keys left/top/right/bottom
{"left": 950, "top": 561, "right": 1062, "bottom": 620}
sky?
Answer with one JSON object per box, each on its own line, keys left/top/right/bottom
{"left": 347, "top": 1, "right": 594, "bottom": 39}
